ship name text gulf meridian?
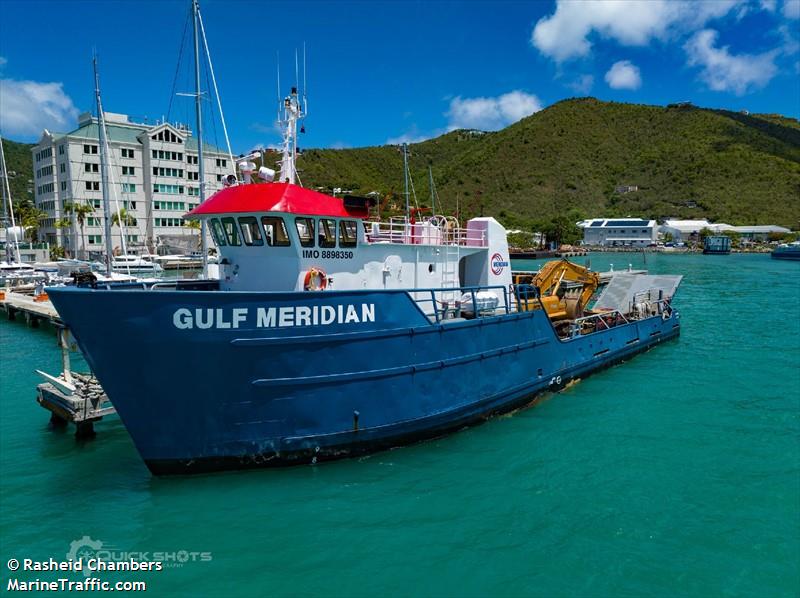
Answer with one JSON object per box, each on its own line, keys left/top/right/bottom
{"left": 172, "top": 304, "right": 377, "bottom": 330}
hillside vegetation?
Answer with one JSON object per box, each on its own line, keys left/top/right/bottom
{"left": 296, "top": 98, "right": 800, "bottom": 229}
{"left": 1, "top": 138, "right": 34, "bottom": 209}
{"left": 4, "top": 98, "right": 798, "bottom": 237}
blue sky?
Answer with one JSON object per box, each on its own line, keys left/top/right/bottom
{"left": 1, "top": 0, "right": 798, "bottom": 153}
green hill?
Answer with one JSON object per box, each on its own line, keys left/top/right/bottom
{"left": 1, "top": 138, "right": 35, "bottom": 215}
{"left": 296, "top": 98, "right": 800, "bottom": 230}
{"left": 4, "top": 98, "right": 799, "bottom": 236}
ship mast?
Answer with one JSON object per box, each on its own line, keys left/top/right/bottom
{"left": 93, "top": 56, "right": 114, "bottom": 276}
{"left": 0, "top": 133, "right": 21, "bottom": 264}
{"left": 277, "top": 51, "right": 306, "bottom": 185}
{"left": 192, "top": 0, "right": 208, "bottom": 277}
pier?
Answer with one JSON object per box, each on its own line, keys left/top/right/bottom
{"left": 0, "top": 290, "right": 62, "bottom": 327}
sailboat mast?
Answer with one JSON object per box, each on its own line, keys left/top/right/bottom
{"left": 0, "top": 134, "right": 21, "bottom": 264}
{"left": 192, "top": 0, "right": 208, "bottom": 277}
{"left": 428, "top": 165, "right": 435, "bottom": 215}
{"left": 93, "top": 56, "right": 114, "bottom": 276}
{"left": 403, "top": 143, "right": 409, "bottom": 219}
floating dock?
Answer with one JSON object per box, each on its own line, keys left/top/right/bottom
{"left": 37, "top": 372, "right": 115, "bottom": 438}
{"left": 34, "top": 327, "right": 117, "bottom": 437}
{"left": 1, "top": 290, "right": 116, "bottom": 436}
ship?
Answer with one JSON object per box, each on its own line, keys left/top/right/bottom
{"left": 771, "top": 240, "right": 800, "bottom": 260}
{"left": 44, "top": 3, "right": 683, "bottom": 475}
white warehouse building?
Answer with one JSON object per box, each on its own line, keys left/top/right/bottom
{"left": 32, "top": 111, "right": 232, "bottom": 257}
{"left": 577, "top": 218, "right": 657, "bottom": 247}
{"left": 660, "top": 219, "right": 792, "bottom": 242}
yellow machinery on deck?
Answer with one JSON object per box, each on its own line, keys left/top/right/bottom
{"left": 514, "top": 259, "right": 600, "bottom": 320}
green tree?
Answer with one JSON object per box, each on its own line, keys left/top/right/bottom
{"left": 63, "top": 201, "right": 95, "bottom": 260}
{"left": 507, "top": 231, "right": 533, "bottom": 249}
{"left": 548, "top": 214, "right": 581, "bottom": 246}
{"left": 183, "top": 219, "right": 202, "bottom": 250}
{"left": 111, "top": 208, "right": 137, "bottom": 255}
{"left": 54, "top": 217, "right": 73, "bottom": 257}
{"left": 20, "top": 208, "right": 47, "bottom": 242}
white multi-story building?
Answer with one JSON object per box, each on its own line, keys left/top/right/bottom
{"left": 577, "top": 218, "right": 657, "bottom": 247}
{"left": 32, "top": 111, "right": 232, "bottom": 256}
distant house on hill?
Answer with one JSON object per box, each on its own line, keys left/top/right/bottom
{"left": 576, "top": 218, "right": 656, "bottom": 247}
{"left": 614, "top": 185, "right": 638, "bottom": 194}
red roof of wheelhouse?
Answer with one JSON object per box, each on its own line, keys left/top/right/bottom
{"left": 187, "top": 182, "right": 369, "bottom": 218}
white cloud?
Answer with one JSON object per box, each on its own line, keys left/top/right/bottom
{"left": 779, "top": 24, "right": 800, "bottom": 55}
{"left": 0, "top": 57, "right": 7, "bottom": 68}
{"left": 785, "top": 0, "right": 800, "bottom": 18}
{"left": 446, "top": 91, "right": 542, "bottom": 131}
{"left": 0, "top": 78, "right": 78, "bottom": 138}
{"left": 385, "top": 125, "right": 441, "bottom": 145}
{"left": 760, "top": 0, "right": 777, "bottom": 11}
{"left": 568, "top": 74, "right": 595, "bottom": 94}
{"left": 531, "top": 0, "right": 742, "bottom": 62}
{"left": 684, "top": 29, "right": 779, "bottom": 94}
{"left": 604, "top": 60, "right": 642, "bottom": 90}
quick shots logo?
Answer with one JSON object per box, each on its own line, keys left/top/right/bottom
{"left": 65, "top": 536, "right": 211, "bottom": 576}
{"left": 490, "top": 253, "right": 508, "bottom": 275}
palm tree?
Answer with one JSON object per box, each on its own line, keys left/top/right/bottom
{"left": 111, "top": 208, "right": 137, "bottom": 254}
{"left": 183, "top": 219, "right": 202, "bottom": 250}
{"left": 111, "top": 207, "right": 137, "bottom": 228}
{"left": 54, "top": 217, "right": 73, "bottom": 257}
{"left": 74, "top": 203, "right": 94, "bottom": 260}
{"left": 20, "top": 208, "right": 47, "bottom": 243}
{"left": 63, "top": 201, "right": 94, "bottom": 260}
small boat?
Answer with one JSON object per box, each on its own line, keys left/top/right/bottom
{"left": 111, "top": 255, "right": 163, "bottom": 274}
{"left": 153, "top": 254, "right": 203, "bottom": 270}
{"left": 771, "top": 240, "right": 800, "bottom": 260}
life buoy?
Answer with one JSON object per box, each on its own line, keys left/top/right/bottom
{"left": 304, "top": 267, "right": 327, "bottom": 291}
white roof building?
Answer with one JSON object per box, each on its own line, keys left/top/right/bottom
{"left": 577, "top": 218, "right": 657, "bottom": 247}
{"left": 660, "top": 219, "right": 791, "bottom": 241}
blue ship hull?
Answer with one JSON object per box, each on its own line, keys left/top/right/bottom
{"left": 771, "top": 248, "right": 800, "bottom": 260}
{"left": 47, "top": 287, "right": 680, "bottom": 474}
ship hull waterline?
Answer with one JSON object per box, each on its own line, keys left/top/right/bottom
{"left": 46, "top": 287, "right": 680, "bottom": 475}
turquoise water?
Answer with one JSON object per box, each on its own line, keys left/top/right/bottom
{"left": 1, "top": 253, "right": 798, "bottom": 596}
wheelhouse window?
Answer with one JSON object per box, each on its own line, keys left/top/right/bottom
{"left": 295, "top": 217, "right": 315, "bottom": 247}
{"left": 221, "top": 217, "right": 241, "bottom": 246}
{"left": 261, "top": 216, "right": 291, "bottom": 247}
{"left": 318, "top": 219, "right": 337, "bottom": 248}
{"left": 209, "top": 219, "right": 227, "bottom": 246}
{"left": 238, "top": 216, "right": 263, "bottom": 246}
{"left": 339, "top": 220, "right": 358, "bottom": 248}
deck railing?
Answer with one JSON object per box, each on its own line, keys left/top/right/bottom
{"left": 365, "top": 218, "right": 487, "bottom": 247}
{"left": 412, "top": 284, "right": 510, "bottom": 323}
